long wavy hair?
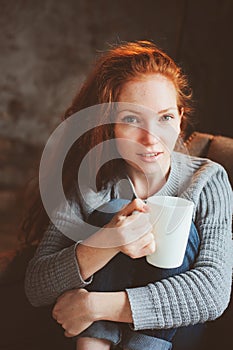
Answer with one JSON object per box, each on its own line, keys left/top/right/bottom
{"left": 21, "top": 40, "right": 193, "bottom": 244}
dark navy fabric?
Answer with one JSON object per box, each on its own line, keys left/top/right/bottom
{"left": 78, "top": 199, "right": 200, "bottom": 349}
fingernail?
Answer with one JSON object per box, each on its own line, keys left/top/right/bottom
{"left": 143, "top": 204, "right": 149, "bottom": 211}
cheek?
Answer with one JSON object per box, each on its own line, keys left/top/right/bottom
{"left": 114, "top": 126, "right": 127, "bottom": 155}
{"left": 115, "top": 138, "right": 123, "bottom": 156}
{"left": 114, "top": 124, "right": 132, "bottom": 139}
{"left": 114, "top": 125, "right": 137, "bottom": 148}
{"left": 159, "top": 124, "right": 181, "bottom": 152}
{"left": 115, "top": 138, "right": 135, "bottom": 157}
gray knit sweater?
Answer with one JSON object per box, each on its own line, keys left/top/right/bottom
{"left": 25, "top": 152, "right": 233, "bottom": 331}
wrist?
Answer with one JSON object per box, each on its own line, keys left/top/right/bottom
{"left": 89, "top": 292, "right": 103, "bottom": 321}
{"left": 89, "top": 291, "right": 133, "bottom": 323}
{"left": 76, "top": 243, "right": 119, "bottom": 281}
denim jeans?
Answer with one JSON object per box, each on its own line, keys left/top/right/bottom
{"left": 77, "top": 199, "right": 200, "bottom": 350}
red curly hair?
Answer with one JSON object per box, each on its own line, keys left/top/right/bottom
{"left": 22, "top": 40, "right": 193, "bottom": 244}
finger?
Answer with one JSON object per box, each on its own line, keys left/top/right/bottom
{"left": 52, "top": 307, "right": 57, "bottom": 320}
{"left": 118, "top": 198, "right": 148, "bottom": 217}
{"left": 139, "top": 232, "right": 155, "bottom": 247}
{"left": 64, "top": 330, "right": 76, "bottom": 338}
{"left": 124, "top": 214, "right": 152, "bottom": 235}
{"left": 119, "top": 217, "right": 152, "bottom": 245}
{"left": 141, "top": 239, "right": 156, "bottom": 255}
{"left": 117, "top": 210, "right": 151, "bottom": 230}
{"left": 127, "top": 211, "right": 151, "bottom": 226}
{"left": 123, "top": 238, "right": 156, "bottom": 259}
{"left": 125, "top": 231, "right": 154, "bottom": 249}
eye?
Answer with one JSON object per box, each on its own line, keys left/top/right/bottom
{"left": 121, "top": 115, "right": 139, "bottom": 124}
{"left": 159, "top": 114, "right": 174, "bottom": 122}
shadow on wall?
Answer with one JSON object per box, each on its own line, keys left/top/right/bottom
{"left": 0, "top": 137, "right": 42, "bottom": 251}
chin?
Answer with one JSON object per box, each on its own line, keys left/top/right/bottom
{"left": 134, "top": 163, "right": 163, "bottom": 176}
{"left": 140, "top": 157, "right": 170, "bottom": 176}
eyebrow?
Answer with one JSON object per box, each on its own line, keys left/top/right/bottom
{"left": 117, "top": 107, "right": 178, "bottom": 115}
{"left": 117, "top": 109, "right": 141, "bottom": 114}
{"left": 157, "top": 107, "right": 178, "bottom": 114}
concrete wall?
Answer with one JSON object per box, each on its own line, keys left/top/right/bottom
{"left": 0, "top": 0, "right": 233, "bottom": 250}
{"left": 1, "top": 0, "right": 232, "bottom": 145}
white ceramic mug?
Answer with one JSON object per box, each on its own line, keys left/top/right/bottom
{"left": 146, "top": 196, "right": 194, "bottom": 268}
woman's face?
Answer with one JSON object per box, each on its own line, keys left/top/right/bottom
{"left": 114, "top": 74, "right": 182, "bottom": 178}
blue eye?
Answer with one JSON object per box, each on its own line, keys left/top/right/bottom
{"left": 121, "top": 115, "right": 139, "bottom": 124}
{"left": 160, "top": 114, "right": 173, "bottom": 122}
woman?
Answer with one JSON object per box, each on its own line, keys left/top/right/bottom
{"left": 24, "top": 41, "right": 232, "bottom": 350}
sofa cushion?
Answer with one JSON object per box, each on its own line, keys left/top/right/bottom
{"left": 207, "top": 135, "right": 233, "bottom": 186}
{"left": 184, "top": 132, "right": 214, "bottom": 157}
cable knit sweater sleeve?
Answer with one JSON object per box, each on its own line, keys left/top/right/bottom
{"left": 126, "top": 161, "right": 233, "bottom": 330}
{"left": 25, "top": 186, "right": 110, "bottom": 306}
{"left": 24, "top": 199, "right": 95, "bottom": 306}
{"left": 25, "top": 226, "right": 92, "bottom": 306}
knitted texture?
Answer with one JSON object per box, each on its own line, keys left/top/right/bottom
{"left": 25, "top": 152, "right": 232, "bottom": 330}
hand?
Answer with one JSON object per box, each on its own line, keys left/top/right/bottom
{"left": 107, "top": 198, "right": 156, "bottom": 258}
{"left": 75, "top": 199, "right": 153, "bottom": 280}
{"left": 80, "top": 198, "right": 155, "bottom": 262}
{"left": 119, "top": 228, "right": 156, "bottom": 259}
{"left": 52, "top": 288, "right": 95, "bottom": 337}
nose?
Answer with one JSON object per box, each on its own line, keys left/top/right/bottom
{"left": 139, "top": 128, "right": 158, "bottom": 146}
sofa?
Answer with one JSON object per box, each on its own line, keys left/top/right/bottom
{"left": 0, "top": 132, "right": 232, "bottom": 350}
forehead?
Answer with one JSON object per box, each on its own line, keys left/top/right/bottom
{"left": 118, "top": 74, "right": 177, "bottom": 112}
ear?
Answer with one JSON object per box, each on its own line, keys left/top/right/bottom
{"left": 180, "top": 107, "right": 184, "bottom": 119}
{"left": 179, "top": 108, "right": 187, "bottom": 139}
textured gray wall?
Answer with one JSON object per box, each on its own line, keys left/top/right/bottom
{"left": 1, "top": 0, "right": 232, "bottom": 146}
{"left": 0, "top": 0, "right": 187, "bottom": 145}
{"left": 0, "top": 0, "right": 233, "bottom": 250}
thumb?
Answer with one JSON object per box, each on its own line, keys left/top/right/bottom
{"left": 118, "top": 198, "right": 149, "bottom": 217}
{"left": 64, "top": 330, "right": 76, "bottom": 338}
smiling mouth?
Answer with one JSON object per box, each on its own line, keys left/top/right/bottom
{"left": 138, "top": 152, "right": 162, "bottom": 157}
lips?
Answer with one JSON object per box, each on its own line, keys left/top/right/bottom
{"left": 139, "top": 152, "right": 161, "bottom": 157}
{"left": 137, "top": 151, "right": 163, "bottom": 162}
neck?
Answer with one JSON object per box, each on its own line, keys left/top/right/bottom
{"left": 127, "top": 164, "right": 170, "bottom": 200}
